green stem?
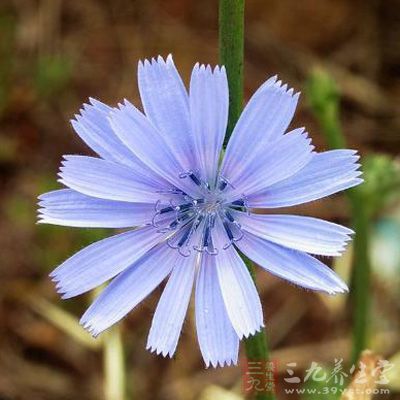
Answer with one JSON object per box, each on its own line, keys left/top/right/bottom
{"left": 306, "top": 69, "right": 371, "bottom": 365}
{"left": 219, "top": 2, "right": 275, "bottom": 399}
{"left": 103, "top": 325, "right": 126, "bottom": 400}
{"left": 219, "top": 0, "right": 244, "bottom": 143}
{"left": 242, "top": 256, "right": 275, "bottom": 400}
{"left": 349, "top": 191, "right": 370, "bottom": 364}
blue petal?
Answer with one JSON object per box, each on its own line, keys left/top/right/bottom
{"left": 146, "top": 253, "right": 196, "bottom": 357}
{"left": 232, "top": 211, "right": 353, "bottom": 256}
{"left": 71, "top": 98, "right": 138, "bottom": 167}
{"left": 212, "top": 219, "right": 264, "bottom": 339}
{"left": 221, "top": 76, "right": 299, "bottom": 180}
{"left": 51, "top": 226, "right": 166, "bottom": 299}
{"left": 224, "top": 129, "right": 314, "bottom": 202}
{"left": 80, "top": 243, "right": 176, "bottom": 337}
{"left": 236, "top": 231, "right": 348, "bottom": 294}
{"left": 247, "top": 150, "right": 362, "bottom": 208}
{"left": 214, "top": 245, "right": 264, "bottom": 338}
{"left": 189, "top": 64, "right": 228, "bottom": 185}
{"left": 110, "top": 100, "right": 202, "bottom": 198}
{"left": 59, "top": 155, "right": 173, "bottom": 203}
{"left": 73, "top": 99, "right": 170, "bottom": 192}
{"left": 195, "top": 253, "right": 239, "bottom": 368}
{"left": 38, "top": 189, "right": 155, "bottom": 228}
{"left": 138, "top": 55, "right": 195, "bottom": 172}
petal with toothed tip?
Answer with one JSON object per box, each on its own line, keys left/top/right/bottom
{"left": 212, "top": 219, "right": 264, "bottom": 339}
{"left": 72, "top": 99, "right": 171, "bottom": 192}
{"left": 138, "top": 55, "right": 195, "bottom": 171}
{"left": 71, "top": 98, "right": 136, "bottom": 167}
{"left": 146, "top": 252, "right": 197, "bottom": 358}
{"left": 221, "top": 76, "right": 300, "bottom": 180}
{"left": 51, "top": 226, "right": 166, "bottom": 299}
{"left": 38, "top": 189, "right": 156, "bottom": 228}
{"left": 110, "top": 100, "right": 202, "bottom": 198}
{"left": 189, "top": 63, "right": 228, "bottom": 185}
{"left": 196, "top": 253, "right": 239, "bottom": 368}
{"left": 236, "top": 231, "right": 349, "bottom": 294}
{"left": 247, "top": 150, "right": 362, "bottom": 208}
{"left": 231, "top": 211, "right": 353, "bottom": 256}
{"left": 58, "top": 155, "right": 173, "bottom": 203}
{"left": 224, "top": 129, "right": 314, "bottom": 202}
{"left": 80, "top": 243, "right": 176, "bottom": 337}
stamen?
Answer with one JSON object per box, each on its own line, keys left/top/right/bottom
{"left": 205, "top": 234, "right": 218, "bottom": 255}
{"left": 167, "top": 213, "right": 204, "bottom": 257}
{"left": 156, "top": 207, "right": 194, "bottom": 233}
{"left": 194, "top": 212, "right": 214, "bottom": 253}
{"left": 223, "top": 209, "right": 242, "bottom": 230}
{"left": 152, "top": 204, "right": 175, "bottom": 228}
{"left": 177, "top": 218, "right": 201, "bottom": 256}
{"left": 185, "top": 214, "right": 204, "bottom": 245}
{"left": 221, "top": 210, "right": 244, "bottom": 249}
{"left": 179, "top": 170, "right": 200, "bottom": 185}
{"left": 218, "top": 176, "right": 234, "bottom": 192}
{"left": 223, "top": 209, "right": 235, "bottom": 223}
{"left": 159, "top": 206, "right": 174, "bottom": 214}
{"left": 179, "top": 170, "right": 210, "bottom": 192}
{"left": 218, "top": 180, "right": 227, "bottom": 191}
{"left": 205, "top": 213, "right": 218, "bottom": 255}
{"left": 228, "top": 194, "right": 250, "bottom": 215}
{"left": 231, "top": 199, "right": 245, "bottom": 207}
{"left": 156, "top": 188, "right": 186, "bottom": 196}
{"left": 154, "top": 199, "right": 162, "bottom": 212}
{"left": 176, "top": 202, "right": 193, "bottom": 212}
{"left": 177, "top": 226, "right": 192, "bottom": 247}
{"left": 176, "top": 211, "right": 193, "bottom": 224}
{"left": 188, "top": 172, "right": 202, "bottom": 187}
{"left": 156, "top": 176, "right": 250, "bottom": 257}
{"left": 168, "top": 220, "right": 179, "bottom": 230}
{"left": 231, "top": 223, "right": 244, "bottom": 242}
{"left": 223, "top": 220, "right": 234, "bottom": 241}
{"left": 167, "top": 224, "right": 190, "bottom": 249}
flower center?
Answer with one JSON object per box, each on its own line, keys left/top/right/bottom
{"left": 151, "top": 171, "right": 247, "bottom": 257}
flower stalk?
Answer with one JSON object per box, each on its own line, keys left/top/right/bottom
{"left": 103, "top": 324, "right": 127, "bottom": 400}
{"left": 306, "top": 68, "right": 371, "bottom": 365}
{"left": 219, "top": 2, "right": 275, "bottom": 399}
{"left": 219, "top": 0, "right": 244, "bottom": 143}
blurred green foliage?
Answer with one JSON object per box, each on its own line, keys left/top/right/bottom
{"left": 3, "top": 173, "right": 108, "bottom": 275}
{"left": 306, "top": 68, "right": 370, "bottom": 364}
{"left": 301, "top": 366, "right": 344, "bottom": 400}
{"left": 34, "top": 55, "right": 73, "bottom": 99}
{"left": 305, "top": 68, "right": 345, "bottom": 149}
{"left": 361, "top": 155, "right": 400, "bottom": 218}
{"left": 0, "top": 13, "right": 15, "bottom": 116}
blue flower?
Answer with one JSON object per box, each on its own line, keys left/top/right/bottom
{"left": 38, "top": 55, "right": 362, "bottom": 367}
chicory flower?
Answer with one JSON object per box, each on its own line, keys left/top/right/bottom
{"left": 38, "top": 55, "right": 362, "bottom": 367}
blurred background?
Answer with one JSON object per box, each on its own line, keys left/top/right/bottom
{"left": 0, "top": 0, "right": 399, "bottom": 399}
